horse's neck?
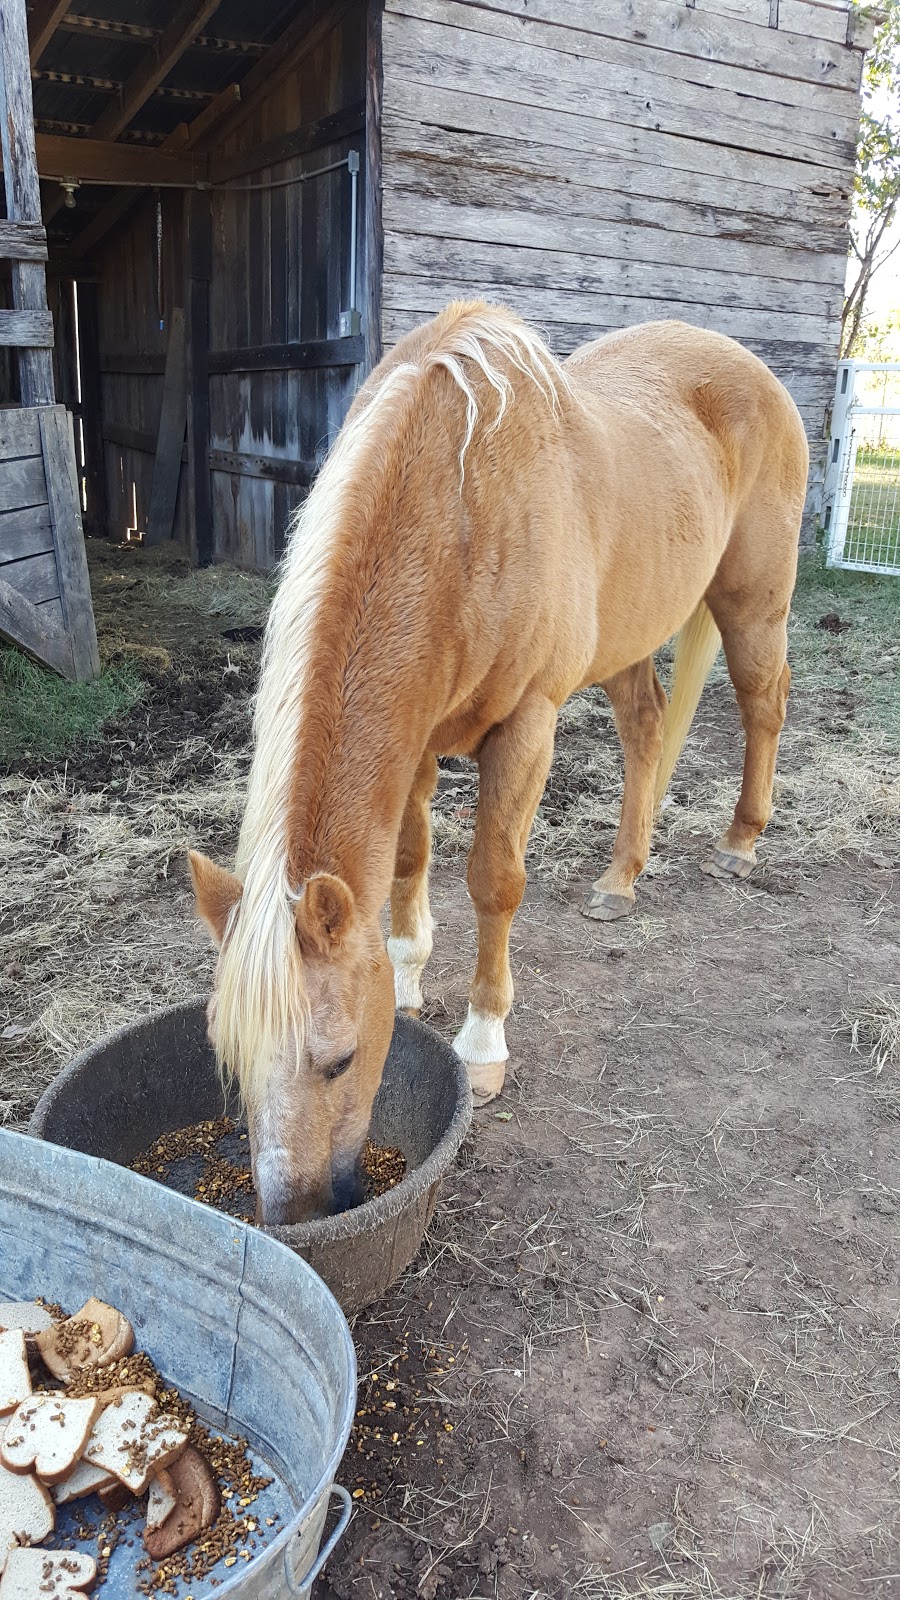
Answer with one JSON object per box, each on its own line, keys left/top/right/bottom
{"left": 282, "top": 590, "right": 446, "bottom": 917}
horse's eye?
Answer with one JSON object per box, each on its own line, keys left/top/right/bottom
{"left": 326, "top": 1052, "right": 354, "bottom": 1082}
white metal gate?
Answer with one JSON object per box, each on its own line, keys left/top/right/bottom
{"left": 822, "top": 361, "right": 900, "bottom": 577}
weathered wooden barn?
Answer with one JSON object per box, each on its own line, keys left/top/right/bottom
{"left": 0, "top": 0, "right": 876, "bottom": 673}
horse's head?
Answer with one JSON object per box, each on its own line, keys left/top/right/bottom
{"left": 189, "top": 851, "right": 395, "bottom": 1224}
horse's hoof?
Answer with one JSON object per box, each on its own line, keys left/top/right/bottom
{"left": 401, "top": 1006, "right": 421, "bottom": 1020}
{"left": 467, "top": 1059, "right": 506, "bottom": 1107}
{"left": 701, "top": 847, "right": 755, "bottom": 881}
{"left": 580, "top": 888, "right": 635, "bottom": 922}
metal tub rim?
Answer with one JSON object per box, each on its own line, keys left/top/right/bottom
{"left": 0, "top": 1126, "right": 358, "bottom": 1597}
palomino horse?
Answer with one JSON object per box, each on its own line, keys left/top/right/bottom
{"left": 190, "top": 301, "right": 808, "bottom": 1223}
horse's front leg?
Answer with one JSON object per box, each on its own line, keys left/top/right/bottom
{"left": 454, "top": 694, "right": 557, "bottom": 1106}
{"left": 388, "top": 752, "right": 438, "bottom": 1014}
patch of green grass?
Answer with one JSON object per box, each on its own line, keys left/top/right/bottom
{"left": 0, "top": 647, "right": 145, "bottom": 765}
{"left": 841, "top": 457, "right": 900, "bottom": 570}
{"left": 791, "top": 548, "right": 900, "bottom": 739}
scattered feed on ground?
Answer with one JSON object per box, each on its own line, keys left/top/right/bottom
{"left": 1, "top": 540, "right": 898, "bottom": 1598}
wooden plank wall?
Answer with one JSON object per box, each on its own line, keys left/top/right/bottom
{"left": 96, "top": 192, "right": 189, "bottom": 548}
{"left": 0, "top": 402, "right": 99, "bottom": 681}
{"left": 207, "top": 5, "right": 366, "bottom": 568}
{"left": 0, "top": 407, "right": 62, "bottom": 631}
{"left": 379, "top": 0, "right": 870, "bottom": 531}
{"left": 91, "top": 4, "right": 367, "bottom": 570}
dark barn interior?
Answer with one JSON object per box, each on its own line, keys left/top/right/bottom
{"left": 6, "top": 0, "right": 375, "bottom": 571}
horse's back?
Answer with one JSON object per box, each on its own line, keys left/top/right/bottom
{"left": 565, "top": 320, "right": 808, "bottom": 502}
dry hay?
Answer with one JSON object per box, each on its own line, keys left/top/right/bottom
{"left": 0, "top": 744, "right": 249, "bottom": 1122}
{"left": 838, "top": 991, "right": 900, "bottom": 1120}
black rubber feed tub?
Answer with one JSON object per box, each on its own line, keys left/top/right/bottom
{"left": 29, "top": 1001, "right": 472, "bottom": 1316}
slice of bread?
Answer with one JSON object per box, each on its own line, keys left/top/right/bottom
{"left": 51, "top": 1458, "right": 116, "bottom": 1506}
{"left": 1, "top": 1396, "right": 101, "bottom": 1485}
{"left": 145, "top": 1467, "right": 177, "bottom": 1532}
{"left": 0, "top": 1332, "right": 31, "bottom": 1418}
{"left": 0, "top": 1429, "right": 54, "bottom": 1576}
{"left": 82, "top": 1392, "right": 188, "bottom": 1495}
{"left": 0, "top": 1548, "right": 97, "bottom": 1596}
{"left": 35, "top": 1301, "right": 133, "bottom": 1382}
{"left": 143, "top": 1446, "right": 220, "bottom": 1561}
{"left": 0, "top": 1306, "right": 54, "bottom": 1354}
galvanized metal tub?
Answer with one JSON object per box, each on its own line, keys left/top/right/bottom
{"left": 30, "top": 1002, "right": 473, "bottom": 1316}
{"left": 0, "top": 1127, "right": 356, "bottom": 1599}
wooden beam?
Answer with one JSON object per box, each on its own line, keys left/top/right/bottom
{"left": 210, "top": 101, "right": 365, "bottom": 184}
{"left": 0, "top": 0, "right": 55, "bottom": 404}
{"left": 41, "top": 0, "right": 222, "bottom": 227}
{"left": 0, "top": 307, "right": 54, "bottom": 346}
{"left": 208, "top": 448, "right": 315, "bottom": 486}
{"left": 0, "top": 220, "right": 47, "bottom": 261}
{"left": 186, "top": 191, "right": 213, "bottom": 565}
{"left": 28, "top": 0, "right": 70, "bottom": 66}
{"left": 90, "top": 0, "right": 223, "bottom": 142}
{"left": 176, "top": 80, "right": 240, "bottom": 146}
{"left": 59, "top": 15, "right": 266, "bottom": 57}
{"left": 207, "top": 335, "right": 365, "bottom": 374}
{"left": 28, "top": 133, "right": 207, "bottom": 185}
{"left": 40, "top": 406, "right": 99, "bottom": 679}
{"left": 199, "top": 0, "right": 353, "bottom": 152}
{"left": 101, "top": 421, "right": 167, "bottom": 454}
{"left": 63, "top": 83, "right": 239, "bottom": 264}
{"left": 146, "top": 307, "right": 187, "bottom": 546}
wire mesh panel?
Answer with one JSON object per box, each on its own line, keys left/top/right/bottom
{"left": 825, "top": 364, "right": 900, "bottom": 577}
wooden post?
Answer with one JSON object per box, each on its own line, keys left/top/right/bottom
{"left": 146, "top": 307, "right": 187, "bottom": 547}
{"left": 364, "top": 0, "right": 384, "bottom": 375}
{"left": 186, "top": 192, "right": 213, "bottom": 566}
{"left": 0, "top": 0, "right": 55, "bottom": 406}
{"left": 75, "top": 282, "right": 110, "bottom": 540}
{"left": 39, "top": 407, "right": 100, "bottom": 681}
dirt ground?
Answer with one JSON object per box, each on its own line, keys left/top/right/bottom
{"left": 1, "top": 542, "right": 898, "bottom": 1599}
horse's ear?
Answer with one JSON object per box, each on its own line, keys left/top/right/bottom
{"left": 189, "top": 850, "right": 242, "bottom": 947}
{"left": 295, "top": 873, "right": 355, "bottom": 955}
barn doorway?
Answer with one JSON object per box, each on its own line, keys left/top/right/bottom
{"left": 28, "top": 0, "right": 376, "bottom": 572}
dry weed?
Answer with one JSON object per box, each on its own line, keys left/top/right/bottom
{"left": 838, "top": 992, "right": 900, "bottom": 1119}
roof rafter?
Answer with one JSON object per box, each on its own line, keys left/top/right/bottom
{"left": 198, "top": 0, "right": 353, "bottom": 152}
{"left": 57, "top": 13, "right": 266, "bottom": 56}
{"left": 62, "top": 81, "right": 240, "bottom": 264}
{"left": 28, "top": 0, "right": 71, "bottom": 66}
{"left": 90, "top": 0, "right": 222, "bottom": 142}
{"left": 42, "top": 0, "right": 223, "bottom": 226}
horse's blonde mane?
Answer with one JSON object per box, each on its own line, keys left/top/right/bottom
{"left": 421, "top": 302, "right": 571, "bottom": 476}
{"left": 213, "top": 303, "right": 568, "bottom": 1104}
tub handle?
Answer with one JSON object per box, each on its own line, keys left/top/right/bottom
{"left": 285, "top": 1483, "right": 353, "bottom": 1594}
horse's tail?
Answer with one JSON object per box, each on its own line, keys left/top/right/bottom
{"left": 653, "top": 599, "right": 721, "bottom": 810}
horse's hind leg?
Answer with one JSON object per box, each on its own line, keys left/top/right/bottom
{"left": 705, "top": 541, "right": 794, "bottom": 879}
{"left": 582, "top": 659, "right": 667, "bottom": 921}
{"left": 388, "top": 752, "right": 438, "bottom": 1013}
{"left": 455, "top": 693, "right": 557, "bottom": 1105}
